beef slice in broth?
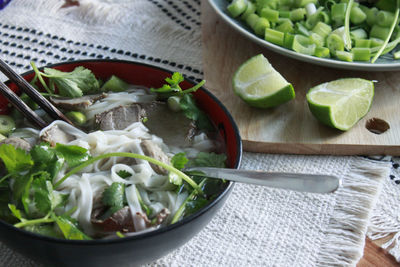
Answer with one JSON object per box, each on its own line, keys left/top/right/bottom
{"left": 95, "top": 104, "right": 146, "bottom": 131}
{"left": 143, "top": 102, "right": 196, "bottom": 147}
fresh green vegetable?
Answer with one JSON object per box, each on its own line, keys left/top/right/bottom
{"left": 101, "top": 182, "right": 126, "bottom": 219}
{"left": 101, "top": 75, "right": 130, "bottom": 92}
{"left": 0, "top": 115, "right": 15, "bottom": 135}
{"left": 150, "top": 72, "right": 205, "bottom": 98}
{"left": 225, "top": 0, "right": 400, "bottom": 62}
{"left": 66, "top": 111, "right": 87, "bottom": 126}
{"left": 31, "top": 62, "right": 100, "bottom": 98}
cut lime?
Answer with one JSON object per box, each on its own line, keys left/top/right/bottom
{"left": 306, "top": 78, "right": 374, "bottom": 131}
{"left": 233, "top": 54, "right": 295, "bottom": 108}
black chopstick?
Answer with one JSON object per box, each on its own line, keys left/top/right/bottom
{"left": 0, "top": 58, "right": 74, "bottom": 127}
{"left": 0, "top": 80, "right": 47, "bottom": 128}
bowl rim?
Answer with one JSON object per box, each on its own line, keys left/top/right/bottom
{"left": 0, "top": 59, "right": 243, "bottom": 245}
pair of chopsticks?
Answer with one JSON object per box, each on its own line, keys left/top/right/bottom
{"left": 0, "top": 58, "right": 73, "bottom": 128}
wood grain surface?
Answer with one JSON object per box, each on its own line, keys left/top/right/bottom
{"left": 201, "top": 0, "right": 400, "bottom": 155}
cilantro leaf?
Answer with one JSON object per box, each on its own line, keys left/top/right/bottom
{"left": 179, "top": 94, "right": 213, "bottom": 131}
{"left": 171, "top": 153, "right": 188, "bottom": 170}
{"left": 31, "top": 176, "right": 52, "bottom": 215}
{"left": 0, "top": 144, "right": 34, "bottom": 173}
{"left": 54, "top": 215, "right": 91, "bottom": 240}
{"left": 54, "top": 143, "right": 90, "bottom": 168}
{"left": 117, "top": 170, "right": 132, "bottom": 179}
{"left": 185, "top": 197, "right": 208, "bottom": 216}
{"left": 43, "top": 66, "right": 100, "bottom": 98}
{"left": 150, "top": 72, "right": 205, "bottom": 97}
{"left": 31, "top": 143, "right": 55, "bottom": 163}
{"left": 8, "top": 204, "right": 24, "bottom": 221}
{"left": 187, "top": 152, "right": 227, "bottom": 168}
{"left": 101, "top": 182, "right": 125, "bottom": 219}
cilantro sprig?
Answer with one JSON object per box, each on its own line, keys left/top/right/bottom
{"left": 30, "top": 61, "right": 100, "bottom": 98}
{"left": 150, "top": 72, "right": 205, "bottom": 97}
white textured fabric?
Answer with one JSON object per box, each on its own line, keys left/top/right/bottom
{"left": 0, "top": 0, "right": 397, "bottom": 266}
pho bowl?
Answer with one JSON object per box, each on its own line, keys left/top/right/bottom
{"left": 0, "top": 59, "right": 242, "bottom": 266}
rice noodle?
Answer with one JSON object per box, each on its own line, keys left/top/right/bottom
{"left": 33, "top": 90, "right": 218, "bottom": 236}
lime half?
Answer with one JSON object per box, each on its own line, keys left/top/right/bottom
{"left": 306, "top": 78, "right": 374, "bottom": 131}
{"left": 233, "top": 54, "right": 295, "bottom": 108}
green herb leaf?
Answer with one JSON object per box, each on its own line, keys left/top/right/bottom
{"left": 171, "top": 153, "right": 189, "bottom": 170}
{"left": 185, "top": 197, "right": 208, "bottom": 216}
{"left": 43, "top": 66, "right": 100, "bottom": 98}
{"left": 179, "top": 94, "right": 213, "bottom": 131}
{"left": 24, "top": 224, "right": 63, "bottom": 239}
{"left": 101, "top": 182, "right": 125, "bottom": 219}
{"left": 188, "top": 152, "right": 227, "bottom": 168}
{"left": 54, "top": 143, "right": 90, "bottom": 168}
{"left": 117, "top": 170, "right": 132, "bottom": 179}
{"left": 8, "top": 204, "right": 24, "bottom": 221}
{"left": 54, "top": 215, "right": 92, "bottom": 240}
{"left": 0, "top": 144, "right": 34, "bottom": 173}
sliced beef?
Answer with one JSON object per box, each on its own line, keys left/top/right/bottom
{"left": 40, "top": 125, "right": 75, "bottom": 146}
{"left": 50, "top": 93, "right": 107, "bottom": 110}
{"left": 0, "top": 137, "right": 31, "bottom": 151}
{"left": 140, "top": 140, "right": 170, "bottom": 174}
{"left": 143, "top": 102, "right": 197, "bottom": 147}
{"left": 95, "top": 104, "right": 145, "bottom": 131}
{"left": 92, "top": 206, "right": 135, "bottom": 232}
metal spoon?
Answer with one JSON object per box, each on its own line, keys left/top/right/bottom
{"left": 184, "top": 167, "right": 341, "bottom": 194}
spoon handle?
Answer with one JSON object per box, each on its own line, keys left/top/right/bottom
{"left": 184, "top": 167, "right": 341, "bottom": 194}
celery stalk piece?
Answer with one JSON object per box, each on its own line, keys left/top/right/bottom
{"left": 310, "top": 32, "right": 325, "bottom": 46}
{"left": 305, "top": 3, "right": 317, "bottom": 16}
{"left": 240, "top": 1, "right": 256, "bottom": 20}
{"left": 292, "top": 34, "right": 316, "bottom": 55}
{"left": 336, "top": 51, "right": 354, "bottom": 61}
{"left": 331, "top": 3, "right": 347, "bottom": 26}
{"left": 290, "top": 8, "right": 306, "bottom": 21}
{"left": 371, "top": 7, "right": 400, "bottom": 63}
{"left": 376, "top": 0, "right": 398, "bottom": 11}
{"left": 350, "top": 28, "right": 368, "bottom": 40}
{"left": 394, "top": 50, "right": 400, "bottom": 59}
{"left": 295, "top": 0, "right": 317, "bottom": 8}
{"left": 370, "top": 38, "right": 385, "bottom": 47}
{"left": 327, "top": 33, "right": 345, "bottom": 55}
{"left": 363, "top": 7, "right": 379, "bottom": 26}
{"left": 279, "top": 10, "right": 291, "bottom": 18}
{"left": 227, "top": 0, "right": 247, "bottom": 18}
{"left": 295, "top": 22, "right": 310, "bottom": 36}
{"left": 355, "top": 39, "right": 371, "bottom": 48}
{"left": 254, "top": 17, "right": 271, "bottom": 36}
{"left": 276, "top": 20, "right": 294, "bottom": 33}
{"left": 370, "top": 25, "right": 392, "bottom": 40}
{"left": 312, "top": 22, "right": 332, "bottom": 38}
{"left": 265, "top": 28, "right": 285, "bottom": 46}
{"left": 283, "top": 32, "right": 295, "bottom": 48}
{"left": 314, "top": 47, "right": 330, "bottom": 58}
{"left": 352, "top": 47, "right": 371, "bottom": 61}
{"left": 350, "top": 6, "right": 367, "bottom": 25}
{"left": 246, "top": 13, "right": 260, "bottom": 29}
{"left": 260, "top": 7, "right": 279, "bottom": 22}
{"left": 377, "top": 10, "right": 396, "bottom": 27}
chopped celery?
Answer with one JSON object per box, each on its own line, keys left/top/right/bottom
{"left": 292, "top": 35, "right": 316, "bottom": 55}
{"left": 352, "top": 47, "right": 371, "bottom": 61}
{"left": 240, "top": 1, "right": 257, "bottom": 20}
{"left": 350, "top": 6, "right": 366, "bottom": 25}
{"left": 225, "top": 0, "right": 400, "bottom": 63}
{"left": 394, "top": 50, "right": 400, "bottom": 59}
{"left": 265, "top": 28, "right": 285, "bottom": 46}
{"left": 355, "top": 39, "right": 371, "bottom": 48}
{"left": 327, "top": 33, "right": 345, "bottom": 55}
{"left": 227, "top": 0, "right": 247, "bottom": 18}
{"left": 312, "top": 22, "right": 332, "bottom": 38}
{"left": 314, "top": 47, "right": 330, "bottom": 58}
{"left": 370, "top": 25, "right": 392, "bottom": 40}
{"left": 336, "top": 51, "right": 354, "bottom": 61}
{"left": 254, "top": 17, "right": 271, "bottom": 36}
{"left": 260, "top": 7, "right": 279, "bottom": 22}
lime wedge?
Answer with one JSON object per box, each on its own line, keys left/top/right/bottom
{"left": 306, "top": 78, "right": 374, "bottom": 131}
{"left": 233, "top": 54, "right": 295, "bottom": 108}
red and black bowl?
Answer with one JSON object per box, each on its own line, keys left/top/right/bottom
{"left": 0, "top": 59, "right": 242, "bottom": 266}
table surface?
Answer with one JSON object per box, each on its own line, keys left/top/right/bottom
{"left": 359, "top": 238, "right": 398, "bottom": 266}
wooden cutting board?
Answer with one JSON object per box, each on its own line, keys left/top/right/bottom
{"left": 201, "top": 1, "right": 400, "bottom": 155}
